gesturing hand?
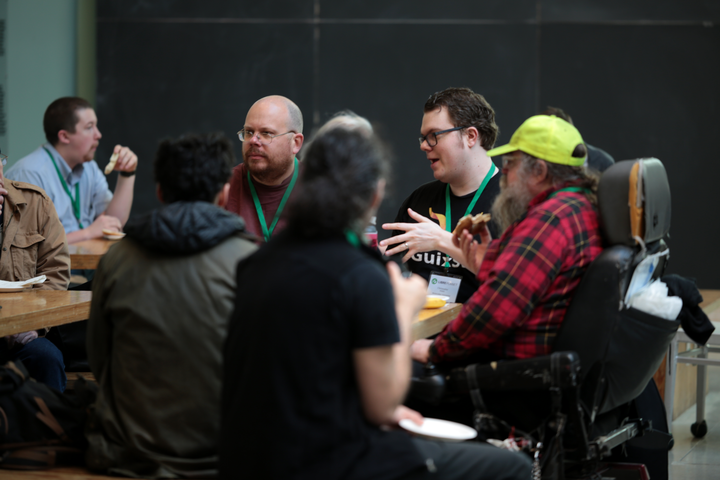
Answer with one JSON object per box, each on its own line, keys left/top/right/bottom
{"left": 380, "top": 208, "right": 449, "bottom": 262}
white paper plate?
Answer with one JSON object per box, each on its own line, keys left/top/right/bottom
{"left": 103, "top": 233, "right": 125, "bottom": 240}
{"left": 0, "top": 275, "right": 46, "bottom": 292}
{"left": 0, "top": 286, "right": 33, "bottom": 293}
{"left": 399, "top": 418, "right": 477, "bottom": 442}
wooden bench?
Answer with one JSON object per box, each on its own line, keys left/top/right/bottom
{"left": 0, "top": 466, "right": 117, "bottom": 479}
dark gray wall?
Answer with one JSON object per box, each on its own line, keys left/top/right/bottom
{"left": 96, "top": 0, "right": 720, "bottom": 287}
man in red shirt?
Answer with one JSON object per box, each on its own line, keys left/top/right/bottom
{"left": 411, "top": 115, "right": 603, "bottom": 366}
{"left": 225, "top": 95, "right": 304, "bottom": 242}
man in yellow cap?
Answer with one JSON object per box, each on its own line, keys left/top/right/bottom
{"left": 411, "top": 115, "right": 603, "bottom": 367}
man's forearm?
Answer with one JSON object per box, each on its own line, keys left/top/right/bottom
{"left": 66, "top": 228, "right": 93, "bottom": 244}
{"left": 105, "top": 175, "right": 135, "bottom": 226}
{"left": 391, "top": 302, "right": 417, "bottom": 400}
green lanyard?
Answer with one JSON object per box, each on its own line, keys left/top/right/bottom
{"left": 442, "top": 163, "right": 496, "bottom": 267}
{"left": 344, "top": 229, "right": 362, "bottom": 249}
{"left": 247, "top": 157, "right": 299, "bottom": 242}
{"left": 43, "top": 147, "right": 83, "bottom": 229}
{"left": 547, "top": 186, "right": 592, "bottom": 199}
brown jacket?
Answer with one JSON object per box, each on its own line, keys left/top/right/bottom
{"left": 0, "top": 180, "right": 70, "bottom": 290}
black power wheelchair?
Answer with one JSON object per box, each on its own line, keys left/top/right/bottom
{"left": 411, "top": 158, "right": 679, "bottom": 480}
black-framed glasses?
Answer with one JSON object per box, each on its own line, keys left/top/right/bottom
{"left": 237, "top": 129, "right": 296, "bottom": 145}
{"left": 418, "top": 126, "right": 468, "bottom": 147}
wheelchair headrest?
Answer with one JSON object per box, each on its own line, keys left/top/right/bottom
{"left": 597, "top": 158, "right": 671, "bottom": 247}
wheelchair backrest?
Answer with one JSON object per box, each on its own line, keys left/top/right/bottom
{"left": 553, "top": 158, "right": 678, "bottom": 418}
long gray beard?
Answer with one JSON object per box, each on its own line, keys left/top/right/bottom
{"left": 491, "top": 175, "right": 536, "bottom": 234}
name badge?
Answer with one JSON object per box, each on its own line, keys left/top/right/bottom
{"left": 427, "top": 272, "right": 462, "bottom": 303}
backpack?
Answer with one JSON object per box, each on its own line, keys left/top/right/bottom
{"left": 0, "top": 360, "right": 94, "bottom": 469}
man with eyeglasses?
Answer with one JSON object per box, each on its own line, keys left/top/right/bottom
{"left": 0, "top": 148, "right": 71, "bottom": 391}
{"left": 379, "top": 87, "right": 501, "bottom": 304}
{"left": 410, "top": 114, "right": 601, "bottom": 382}
{"left": 225, "top": 95, "right": 304, "bottom": 242}
{"left": 6, "top": 97, "right": 138, "bottom": 243}
{"left": 404, "top": 116, "right": 601, "bottom": 428}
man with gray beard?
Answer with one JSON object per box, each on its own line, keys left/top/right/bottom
{"left": 411, "top": 115, "right": 603, "bottom": 366}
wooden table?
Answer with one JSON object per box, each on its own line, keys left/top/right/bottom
{"left": 0, "top": 290, "right": 92, "bottom": 336}
{"left": 412, "top": 303, "right": 461, "bottom": 341}
{"left": 0, "top": 466, "right": 116, "bottom": 479}
{"left": 68, "top": 238, "right": 115, "bottom": 269}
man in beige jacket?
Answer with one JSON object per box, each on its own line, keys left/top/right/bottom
{"left": 0, "top": 150, "right": 71, "bottom": 391}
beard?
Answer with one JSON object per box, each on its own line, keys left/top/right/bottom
{"left": 491, "top": 174, "right": 536, "bottom": 234}
{"left": 244, "top": 147, "right": 294, "bottom": 185}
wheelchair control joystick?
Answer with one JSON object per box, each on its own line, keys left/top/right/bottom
{"left": 409, "top": 361, "right": 447, "bottom": 405}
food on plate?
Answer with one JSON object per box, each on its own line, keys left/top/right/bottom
{"left": 424, "top": 296, "right": 447, "bottom": 309}
{"left": 451, "top": 212, "right": 491, "bottom": 247}
{"left": 102, "top": 229, "right": 125, "bottom": 237}
{"left": 104, "top": 152, "right": 120, "bottom": 175}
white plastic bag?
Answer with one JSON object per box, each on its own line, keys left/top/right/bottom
{"left": 627, "top": 279, "right": 682, "bottom": 320}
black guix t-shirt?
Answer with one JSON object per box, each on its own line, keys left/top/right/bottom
{"left": 391, "top": 174, "right": 500, "bottom": 304}
{"left": 221, "top": 228, "right": 425, "bottom": 480}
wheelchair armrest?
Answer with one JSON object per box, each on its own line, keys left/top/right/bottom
{"left": 466, "top": 351, "right": 581, "bottom": 391}
{"left": 409, "top": 352, "right": 581, "bottom": 405}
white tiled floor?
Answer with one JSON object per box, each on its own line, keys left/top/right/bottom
{"left": 670, "top": 366, "right": 720, "bottom": 479}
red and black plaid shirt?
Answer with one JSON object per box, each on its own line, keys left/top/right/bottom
{"left": 429, "top": 184, "right": 602, "bottom": 364}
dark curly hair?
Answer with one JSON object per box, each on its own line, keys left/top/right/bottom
{"left": 154, "top": 133, "right": 234, "bottom": 204}
{"left": 424, "top": 87, "right": 499, "bottom": 150}
{"left": 44, "top": 97, "right": 93, "bottom": 145}
{"left": 288, "top": 128, "right": 390, "bottom": 238}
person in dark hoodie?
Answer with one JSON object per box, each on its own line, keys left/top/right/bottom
{"left": 84, "top": 133, "right": 257, "bottom": 478}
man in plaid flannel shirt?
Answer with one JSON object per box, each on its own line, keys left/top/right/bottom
{"left": 411, "top": 115, "right": 603, "bottom": 366}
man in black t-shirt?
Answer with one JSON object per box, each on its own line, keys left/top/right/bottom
{"left": 380, "top": 88, "right": 501, "bottom": 303}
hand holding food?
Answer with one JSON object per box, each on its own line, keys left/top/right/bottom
{"left": 105, "top": 145, "right": 138, "bottom": 175}
{"left": 451, "top": 212, "right": 491, "bottom": 247}
{"left": 104, "top": 152, "right": 120, "bottom": 175}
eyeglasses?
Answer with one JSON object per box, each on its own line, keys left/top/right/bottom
{"left": 0, "top": 153, "right": 7, "bottom": 166}
{"left": 418, "top": 126, "right": 468, "bottom": 147}
{"left": 237, "top": 129, "right": 296, "bottom": 145}
{"left": 501, "top": 156, "right": 518, "bottom": 170}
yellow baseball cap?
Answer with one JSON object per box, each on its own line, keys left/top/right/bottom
{"left": 487, "top": 115, "right": 587, "bottom": 166}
